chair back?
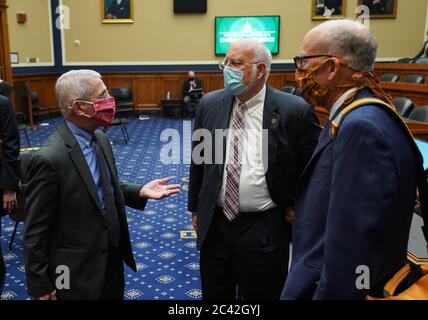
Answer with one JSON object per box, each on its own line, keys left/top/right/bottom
{"left": 408, "top": 106, "right": 428, "bottom": 123}
{"left": 404, "top": 74, "right": 425, "bottom": 84}
{"left": 379, "top": 73, "right": 399, "bottom": 82}
{"left": 392, "top": 97, "right": 414, "bottom": 118}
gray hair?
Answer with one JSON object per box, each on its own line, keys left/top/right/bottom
{"left": 254, "top": 41, "right": 272, "bottom": 81}
{"left": 55, "top": 69, "right": 102, "bottom": 117}
{"left": 314, "top": 19, "right": 377, "bottom": 71}
{"left": 230, "top": 38, "right": 272, "bottom": 81}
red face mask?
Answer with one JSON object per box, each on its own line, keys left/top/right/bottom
{"left": 75, "top": 97, "right": 116, "bottom": 127}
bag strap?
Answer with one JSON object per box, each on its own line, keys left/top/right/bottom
{"left": 329, "top": 97, "right": 428, "bottom": 250}
{"left": 382, "top": 263, "right": 428, "bottom": 296}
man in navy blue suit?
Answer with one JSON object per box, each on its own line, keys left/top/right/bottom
{"left": 282, "top": 19, "right": 419, "bottom": 300}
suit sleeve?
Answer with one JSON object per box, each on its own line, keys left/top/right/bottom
{"left": 313, "top": 118, "right": 398, "bottom": 300}
{"left": 0, "top": 97, "right": 20, "bottom": 191}
{"left": 23, "top": 154, "right": 58, "bottom": 298}
{"left": 298, "top": 104, "right": 321, "bottom": 169}
{"left": 187, "top": 101, "right": 205, "bottom": 214}
{"left": 120, "top": 182, "right": 147, "bottom": 210}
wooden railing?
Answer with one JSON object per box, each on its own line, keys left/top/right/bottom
{"left": 11, "top": 64, "right": 428, "bottom": 139}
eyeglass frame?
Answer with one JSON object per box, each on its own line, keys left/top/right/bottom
{"left": 218, "top": 58, "right": 261, "bottom": 71}
{"left": 293, "top": 54, "right": 337, "bottom": 70}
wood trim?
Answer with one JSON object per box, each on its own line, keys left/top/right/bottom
{"left": 0, "top": 0, "right": 12, "bottom": 83}
{"left": 11, "top": 64, "right": 428, "bottom": 138}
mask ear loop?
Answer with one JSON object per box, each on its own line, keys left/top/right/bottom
{"left": 352, "top": 71, "right": 394, "bottom": 106}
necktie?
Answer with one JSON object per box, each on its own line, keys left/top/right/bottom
{"left": 92, "top": 136, "right": 121, "bottom": 247}
{"left": 223, "top": 102, "right": 247, "bottom": 221}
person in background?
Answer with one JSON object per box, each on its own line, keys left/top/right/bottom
{"left": 282, "top": 19, "right": 420, "bottom": 300}
{"left": 24, "top": 69, "right": 180, "bottom": 300}
{"left": 188, "top": 39, "right": 320, "bottom": 300}
{"left": 105, "top": 0, "right": 131, "bottom": 19}
{"left": 182, "top": 71, "right": 203, "bottom": 118}
{"left": 0, "top": 78, "right": 13, "bottom": 99}
{"left": 363, "top": 0, "right": 386, "bottom": 15}
{"left": 0, "top": 95, "right": 20, "bottom": 295}
{"left": 323, "top": 0, "right": 342, "bottom": 16}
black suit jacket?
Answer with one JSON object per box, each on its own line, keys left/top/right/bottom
{"left": 183, "top": 78, "right": 203, "bottom": 97}
{"left": 188, "top": 86, "right": 321, "bottom": 249}
{"left": 24, "top": 124, "right": 147, "bottom": 300}
{"left": 0, "top": 95, "right": 20, "bottom": 194}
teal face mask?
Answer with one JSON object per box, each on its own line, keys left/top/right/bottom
{"left": 223, "top": 66, "right": 248, "bottom": 96}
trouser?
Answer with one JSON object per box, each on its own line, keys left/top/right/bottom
{"left": 183, "top": 95, "right": 199, "bottom": 118}
{"left": 99, "top": 244, "right": 125, "bottom": 300}
{"left": 200, "top": 206, "right": 290, "bottom": 300}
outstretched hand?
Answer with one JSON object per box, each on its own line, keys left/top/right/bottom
{"left": 139, "top": 177, "right": 180, "bottom": 200}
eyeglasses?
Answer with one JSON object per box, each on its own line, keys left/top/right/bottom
{"left": 218, "top": 58, "right": 259, "bottom": 71}
{"left": 293, "top": 54, "right": 336, "bottom": 69}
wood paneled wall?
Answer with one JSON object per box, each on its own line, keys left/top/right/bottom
{"left": 0, "top": 0, "right": 12, "bottom": 83}
{"left": 12, "top": 71, "right": 293, "bottom": 112}
{"left": 11, "top": 63, "right": 428, "bottom": 114}
{"left": 375, "top": 63, "right": 428, "bottom": 84}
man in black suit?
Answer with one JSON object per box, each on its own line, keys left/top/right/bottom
{"left": 0, "top": 95, "right": 20, "bottom": 295}
{"left": 188, "top": 39, "right": 320, "bottom": 300}
{"left": 182, "top": 71, "right": 203, "bottom": 118}
{"left": 23, "top": 69, "right": 180, "bottom": 300}
{"left": 105, "top": 0, "right": 130, "bottom": 19}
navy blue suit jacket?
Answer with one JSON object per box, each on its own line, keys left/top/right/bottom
{"left": 282, "top": 89, "right": 418, "bottom": 300}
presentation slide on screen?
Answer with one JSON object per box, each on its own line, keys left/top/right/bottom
{"left": 215, "top": 16, "right": 280, "bottom": 55}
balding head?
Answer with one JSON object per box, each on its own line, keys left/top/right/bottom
{"left": 229, "top": 39, "right": 272, "bottom": 80}
{"left": 188, "top": 70, "right": 196, "bottom": 78}
{"left": 302, "top": 19, "right": 377, "bottom": 71}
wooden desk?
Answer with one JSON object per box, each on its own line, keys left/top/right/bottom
{"left": 161, "top": 99, "right": 182, "bottom": 118}
{"left": 315, "top": 107, "right": 428, "bottom": 141}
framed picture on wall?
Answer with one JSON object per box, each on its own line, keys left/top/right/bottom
{"left": 312, "top": 0, "right": 346, "bottom": 20}
{"left": 10, "top": 52, "right": 19, "bottom": 64}
{"left": 357, "top": 0, "right": 397, "bottom": 19}
{"left": 101, "top": 0, "right": 133, "bottom": 24}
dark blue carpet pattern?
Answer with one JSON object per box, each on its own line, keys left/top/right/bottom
{"left": 0, "top": 116, "right": 201, "bottom": 300}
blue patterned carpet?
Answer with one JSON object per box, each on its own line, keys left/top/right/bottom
{"left": 0, "top": 116, "right": 201, "bottom": 300}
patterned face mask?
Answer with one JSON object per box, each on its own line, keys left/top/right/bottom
{"left": 74, "top": 97, "right": 116, "bottom": 127}
{"left": 295, "top": 59, "right": 362, "bottom": 107}
{"left": 295, "top": 59, "right": 334, "bottom": 107}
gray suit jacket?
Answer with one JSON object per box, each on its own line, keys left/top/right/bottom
{"left": 24, "top": 123, "right": 147, "bottom": 299}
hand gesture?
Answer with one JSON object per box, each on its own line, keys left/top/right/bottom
{"left": 139, "top": 178, "right": 180, "bottom": 200}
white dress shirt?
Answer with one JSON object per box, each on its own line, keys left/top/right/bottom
{"left": 329, "top": 87, "right": 359, "bottom": 120}
{"left": 217, "top": 85, "right": 277, "bottom": 212}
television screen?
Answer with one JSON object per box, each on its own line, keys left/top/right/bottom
{"left": 174, "top": 0, "right": 207, "bottom": 13}
{"left": 215, "top": 16, "right": 280, "bottom": 55}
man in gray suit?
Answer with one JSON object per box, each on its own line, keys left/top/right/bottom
{"left": 188, "top": 39, "right": 320, "bottom": 300}
{"left": 24, "top": 70, "right": 180, "bottom": 300}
